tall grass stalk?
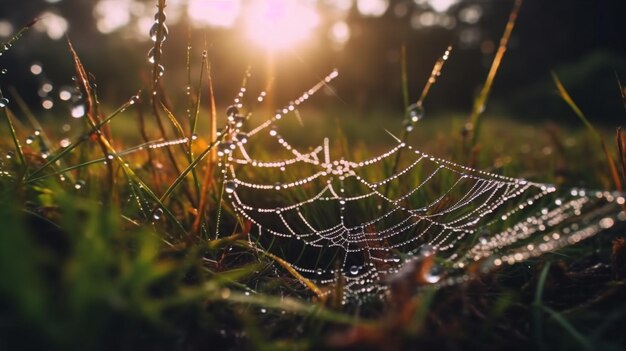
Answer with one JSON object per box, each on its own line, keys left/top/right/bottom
{"left": 467, "top": 0, "right": 523, "bottom": 148}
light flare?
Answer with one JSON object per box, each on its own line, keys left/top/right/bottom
{"left": 187, "top": 0, "right": 241, "bottom": 28}
{"left": 243, "top": 0, "right": 320, "bottom": 51}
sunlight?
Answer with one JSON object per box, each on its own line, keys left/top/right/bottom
{"left": 187, "top": 0, "right": 241, "bottom": 28}
{"left": 243, "top": 0, "right": 319, "bottom": 51}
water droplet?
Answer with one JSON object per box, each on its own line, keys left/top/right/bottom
{"left": 349, "top": 265, "right": 359, "bottom": 275}
{"left": 274, "top": 182, "right": 282, "bottom": 190}
{"left": 25, "top": 135, "right": 35, "bottom": 145}
{"left": 233, "top": 115, "right": 245, "bottom": 128}
{"left": 129, "top": 94, "right": 139, "bottom": 105}
{"left": 153, "top": 208, "right": 163, "bottom": 220}
{"left": 74, "top": 180, "right": 85, "bottom": 190}
{"left": 224, "top": 180, "right": 237, "bottom": 194}
{"left": 191, "top": 133, "right": 198, "bottom": 141}
{"left": 235, "top": 132, "right": 248, "bottom": 144}
{"left": 72, "top": 90, "right": 83, "bottom": 101}
{"left": 407, "top": 102, "right": 424, "bottom": 122}
{"left": 107, "top": 153, "right": 115, "bottom": 160}
{"left": 316, "top": 268, "right": 323, "bottom": 275}
{"left": 0, "top": 97, "right": 9, "bottom": 108}
{"left": 0, "top": 69, "right": 6, "bottom": 74}
{"left": 71, "top": 103, "right": 85, "bottom": 118}
{"left": 149, "top": 22, "right": 169, "bottom": 42}
{"left": 424, "top": 263, "right": 444, "bottom": 283}
{"left": 147, "top": 47, "right": 161, "bottom": 64}
{"left": 404, "top": 121, "right": 414, "bottom": 132}
{"left": 226, "top": 105, "right": 239, "bottom": 117}
{"left": 260, "top": 308, "right": 267, "bottom": 314}
{"left": 156, "top": 64, "right": 165, "bottom": 77}
{"left": 217, "top": 142, "right": 232, "bottom": 156}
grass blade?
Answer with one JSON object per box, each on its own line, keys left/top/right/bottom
{"left": 191, "top": 54, "right": 219, "bottom": 237}
{"left": 0, "top": 99, "right": 27, "bottom": 176}
{"left": 234, "top": 240, "right": 325, "bottom": 300}
{"left": 157, "top": 130, "right": 225, "bottom": 207}
{"left": 221, "top": 292, "right": 363, "bottom": 325}
{"left": 542, "top": 306, "right": 594, "bottom": 351}
{"left": 533, "top": 262, "right": 551, "bottom": 349}
{"left": 26, "top": 92, "right": 139, "bottom": 181}
{"left": 553, "top": 73, "right": 623, "bottom": 191}
{"left": 468, "top": 0, "right": 523, "bottom": 147}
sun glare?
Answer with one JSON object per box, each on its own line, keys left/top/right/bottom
{"left": 243, "top": 0, "right": 320, "bottom": 51}
{"left": 188, "top": 0, "right": 241, "bottom": 28}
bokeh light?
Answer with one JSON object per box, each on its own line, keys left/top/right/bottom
{"left": 428, "top": 0, "right": 459, "bottom": 13}
{"left": 33, "top": 11, "right": 68, "bottom": 40}
{"left": 93, "top": 0, "right": 132, "bottom": 34}
{"left": 243, "top": 0, "right": 320, "bottom": 51}
{"left": 329, "top": 21, "right": 351, "bottom": 45}
{"left": 187, "top": 0, "right": 241, "bottom": 28}
{"left": 0, "top": 20, "right": 13, "bottom": 37}
{"left": 356, "top": 0, "right": 389, "bottom": 17}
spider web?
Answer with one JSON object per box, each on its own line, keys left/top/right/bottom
{"left": 216, "top": 72, "right": 624, "bottom": 302}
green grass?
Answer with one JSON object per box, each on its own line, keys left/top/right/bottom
{"left": 1, "top": 7, "right": 626, "bottom": 351}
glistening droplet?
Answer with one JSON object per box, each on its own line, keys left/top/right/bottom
{"left": 349, "top": 265, "right": 359, "bottom": 275}
{"left": 149, "top": 22, "right": 168, "bottom": 42}
{"left": 226, "top": 105, "right": 239, "bottom": 117}
{"left": 424, "top": 263, "right": 444, "bottom": 283}
{"left": 235, "top": 133, "right": 248, "bottom": 144}
{"left": 233, "top": 115, "right": 245, "bottom": 128}
{"left": 404, "top": 120, "right": 414, "bottom": 132}
{"left": 153, "top": 208, "right": 163, "bottom": 220}
{"left": 147, "top": 47, "right": 161, "bottom": 64}
{"left": 224, "top": 180, "right": 237, "bottom": 194}
{"left": 407, "top": 102, "right": 424, "bottom": 122}
{"left": 74, "top": 180, "right": 85, "bottom": 190}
